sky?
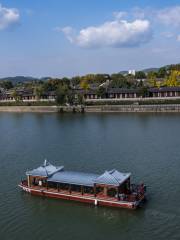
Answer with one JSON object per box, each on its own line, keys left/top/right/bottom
{"left": 0, "top": 0, "right": 180, "bottom": 77}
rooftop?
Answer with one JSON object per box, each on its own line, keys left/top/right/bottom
{"left": 48, "top": 171, "right": 99, "bottom": 187}
{"left": 94, "top": 169, "right": 131, "bottom": 186}
{"left": 149, "top": 87, "right": 180, "bottom": 92}
{"left": 27, "top": 161, "right": 131, "bottom": 187}
{"left": 26, "top": 160, "right": 64, "bottom": 177}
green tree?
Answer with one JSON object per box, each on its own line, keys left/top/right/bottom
{"left": 0, "top": 81, "right": 13, "bottom": 90}
{"left": 67, "top": 89, "right": 75, "bottom": 105}
{"left": 34, "top": 86, "right": 44, "bottom": 100}
{"left": 93, "top": 74, "right": 109, "bottom": 84}
{"left": 139, "top": 86, "right": 149, "bottom": 98}
{"left": 11, "top": 90, "right": 21, "bottom": 101}
{"left": 110, "top": 74, "right": 129, "bottom": 88}
{"left": 135, "top": 71, "right": 146, "bottom": 79}
{"left": 71, "top": 76, "right": 81, "bottom": 86}
{"left": 96, "top": 86, "right": 106, "bottom": 98}
{"left": 56, "top": 85, "right": 68, "bottom": 105}
{"left": 157, "top": 67, "right": 167, "bottom": 78}
{"left": 75, "top": 93, "right": 84, "bottom": 105}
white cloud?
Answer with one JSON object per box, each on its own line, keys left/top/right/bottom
{"left": 55, "top": 26, "right": 74, "bottom": 43}
{"left": 0, "top": 4, "right": 20, "bottom": 30}
{"left": 132, "top": 7, "right": 147, "bottom": 19}
{"left": 62, "top": 19, "right": 152, "bottom": 48}
{"left": 60, "top": 5, "right": 180, "bottom": 48}
{"left": 177, "top": 35, "right": 180, "bottom": 42}
{"left": 113, "top": 11, "right": 127, "bottom": 19}
{"left": 157, "top": 6, "right": 180, "bottom": 27}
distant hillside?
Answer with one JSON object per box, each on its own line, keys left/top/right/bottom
{"left": 119, "top": 71, "right": 128, "bottom": 75}
{"left": 0, "top": 76, "right": 39, "bottom": 83}
{"left": 142, "top": 67, "right": 159, "bottom": 73}
{"left": 142, "top": 63, "right": 180, "bottom": 73}
{"left": 0, "top": 76, "right": 55, "bottom": 84}
{"left": 0, "top": 63, "right": 179, "bottom": 82}
{"left": 118, "top": 64, "right": 179, "bottom": 75}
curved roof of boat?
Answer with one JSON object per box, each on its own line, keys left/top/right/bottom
{"left": 94, "top": 169, "right": 131, "bottom": 186}
{"left": 26, "top": 160, "right": 64, "bottom": 177}
{"left": 27, "top": 161, "right": 131, "bottom": 186}
{"left": 47, "top": 168, "right": 131, "bottom": 187}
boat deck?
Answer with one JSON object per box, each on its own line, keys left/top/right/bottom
{"left": 27, "top": 185, "right": 121, "bottom": 202}
{"left": 20, "top": 181, "right": 144, "bottom": 203}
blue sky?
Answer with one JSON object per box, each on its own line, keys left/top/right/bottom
{"left": 0, "top": 0, "right": 180, "bottom": 77}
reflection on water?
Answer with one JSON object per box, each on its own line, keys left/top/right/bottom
{"left": 0, "top": 112, "right": 180, "bottom": 240}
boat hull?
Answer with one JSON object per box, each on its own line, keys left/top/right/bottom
{"left": 19, "top": 184, "right": 144, "bottom": 209}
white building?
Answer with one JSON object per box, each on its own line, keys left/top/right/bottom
{"left": 128, "top": 70, "right": 136, "bottom": 76}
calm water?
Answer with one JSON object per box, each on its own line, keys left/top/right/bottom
{"left": 0, "top": 112, "right": 180, "bottom": 240}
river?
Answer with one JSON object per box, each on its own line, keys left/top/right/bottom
{"left": 0, "top": 112, "right": 180, "bottom": 240}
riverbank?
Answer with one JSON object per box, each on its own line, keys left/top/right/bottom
{"left": 1, "top": 104, "right": 180, "bottom": 112}
{"left": 0, "top": 106, "right": 58, "bottom": 112}
{"left": 86, "top": 105, "right": 180, "bottom": 112}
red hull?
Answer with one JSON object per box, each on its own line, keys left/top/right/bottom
{"left": 19, "top": 184, "right": 144, "bottom": 209}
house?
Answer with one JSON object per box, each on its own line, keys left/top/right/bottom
{"left": 107, "top": 88, "right": 140, "bottom": 99}
{"left": 0, "top": 89, "right": 56, "bottom": 102}
{"left": 149, "top": 87, "right": 180, "bottom": 98}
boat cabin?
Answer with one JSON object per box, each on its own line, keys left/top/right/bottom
{"left": 25, "top": 160, "right": 131, "bottom": 200}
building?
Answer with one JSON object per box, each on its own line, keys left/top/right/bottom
{"left": 1, "top": 86, "right": 180, "bottom": 103}
{"left": 0, "top": 89, "right": 56, "bottom": 102}
{"left": 107, "top": 88, "right": 140, "bottom": 99}
{"left": 149, "top": 87, "right": 180, "bottom": 98}
{"left": 128, "top": 70, "right": 136, "bottom": 76}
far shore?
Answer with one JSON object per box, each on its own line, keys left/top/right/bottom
{"left": 1, "top": 105, "right": 180, "bottom": 113}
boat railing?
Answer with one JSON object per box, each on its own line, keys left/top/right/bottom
{"left": 21, "top": 179, "right": 28, "bottom": 186}
{"left": 129, "top": 183, "right": 146, "bottom": 201}
{"left": 20, "top": 180, "right": 145, "bottom": 203}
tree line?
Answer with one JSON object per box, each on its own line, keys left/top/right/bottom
{"left": 0, "top": 64, "right": 180, "bottom": 105}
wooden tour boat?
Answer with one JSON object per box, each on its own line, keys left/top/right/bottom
{"left": 19, "top": 160, "right": 146, "bottom": 209}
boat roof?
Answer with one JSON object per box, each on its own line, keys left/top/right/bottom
{"left": 27, "top": 161, "right": 131, "bottom": 186}
{"left": 47, "top": 171, "right": 99, "bottom": 187}
{"left": 26, "top": 160, "right": 64, "bottom": 177}
{"left": 94, "top": 169, "right": 131, "bottom": 186}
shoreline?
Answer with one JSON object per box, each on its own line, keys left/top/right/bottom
{"left": 0, "top": 105, "right": 180, "bottom": 113}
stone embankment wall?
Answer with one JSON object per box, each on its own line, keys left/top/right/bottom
{"left": 0, "top": 106, "right": 58, "bottom": 112}
{"left": 0, "top": 105, "right": 180, "bottom": 113}
{"left": 86, "top": 105, "right": 180, "bottom": 112}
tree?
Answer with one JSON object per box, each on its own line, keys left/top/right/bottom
{"left": 71, "top": 76, "right": 81, "bottom": 86}
{"left": 80, "top": 78, "right": 89, "bottom": 90}
{"left": 67, "top": 89, "right": 75, "bottom": 105}
{"left": 147, "top": 72, "right": 158, "bottom": 87}
{"left": 139, "top": 86, "right": 149, "bottom": 98}
{"left": 93, "top": 74, "right": 109, "bottom": 84}
{"left": 34, "top": 86, "right": 44, "bottom": 100}
{"left": 135, "top": 71, "right": 146, "bottom": 79}
{"left": 110, "top": 74, "right": 130, "bottom": 88}
{"left": 11, "top": 90, "right": 21, "bottom": 101}
{"left": 96, "top": 86, "right": 106, "bottom": 98}
{"left": 0, "top": 81, "right": 13, "bottom": 90}
{"left": 76, "top": 93, "right": 84, "bottom": 105}
{"left": 56, "top": 85, "right": 69, "bottom": 105}
{"left": 157, "top": 67, "right": 167, "bottom": 78}
{"left": 165, "top": 70, "right": 180, "bottom": 87}
{"left": 169, "top": 64, "right": 180, "bottom": 71}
